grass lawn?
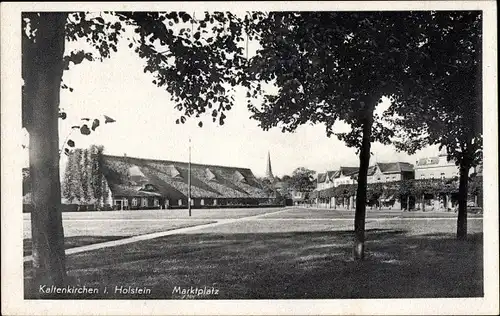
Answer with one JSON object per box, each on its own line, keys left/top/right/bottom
{"left": 24, "top": 226, "right": 483, "bottom": 299}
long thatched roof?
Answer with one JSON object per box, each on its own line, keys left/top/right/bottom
{"left": 101, "top": 155, "right": 271, "bottom": 200}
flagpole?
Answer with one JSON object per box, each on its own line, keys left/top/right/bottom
{"left": 188, "top": 138, "right": 192, "bottom": 217}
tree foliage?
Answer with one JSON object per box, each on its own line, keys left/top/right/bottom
{"left": 245, "top": 12, "right": 435, "bottom": 145}
{"left": 23, "top": 11, "right": 251, "bottom": 131}
{"left": 290, "top": 167, "right": 316, "bottom": 192}
{"left": 391, "top": 12, "right": 482, "bottom": 169}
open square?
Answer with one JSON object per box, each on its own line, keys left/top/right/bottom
{"left": 24, "top": 207, "right": 483, "bottom": 299}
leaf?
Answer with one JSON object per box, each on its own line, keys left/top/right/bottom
{"left": 198, "top": 121, "right": 203, "bottom": 128}
{"left": 81, "top": 118, "right": 90, "bottom": 121}
{"left": 64, "top": 148, "right": 70, "bottom": 155}
{"left": 71, "top": 125, "right": 80, "bottom": 129}
{"left": 69, "top": 87, "right": 74, "bottom": 92}
{"left": 219, "top": 112, "right": 226, "bottom": 125}
{"left": 91, "top": 119, "right": 100, "bottom": 131}
{"left": 80, "top": 125, "right": 91, "bottom": 135}
{"left": 59, "top": 112, "right": 67, "bottom": 120}
{"left": 181, "top": 13, "right": 191, "bottom": 23}
{"left": 180, "top": 116, "right": 186, "bottom": 124}
{"left": 104, "top": 115, "right": 116, "bottom": 123}
{"left": 67, "top": 139, "right": 75, "bottom": 147}
{"left": 194, "top": 32, "right": 201, "bottom": 40}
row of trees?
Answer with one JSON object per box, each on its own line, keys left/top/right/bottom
{"left": 61, "top": 145, "right": 109, "bottom": 207}
{"left": 312, "top": 176, "right": 483, "bottom": 203}
{"left": 23, "top": 11, "right": 483, "bottom": 288}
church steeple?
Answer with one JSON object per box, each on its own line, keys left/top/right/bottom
{"left": 265, "top": 151, "right": 274, "bottom": 180}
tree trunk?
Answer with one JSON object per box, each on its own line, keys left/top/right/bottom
{"left": 457, "top": 162, "right": 470, "bottom": 240}
{"left": 25, "top": 13, "right": 68, "bottom": 290}
{"left": 406, "top": 195, "right": 410, "bottom": 211}
{"left": 353, "top": 102, "right": 375, "bottom": 260}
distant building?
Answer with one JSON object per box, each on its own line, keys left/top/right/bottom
{"left": 101, "top": 155, "right": 273, "bottom": 209}
{"left": 414, "top": 148, "right": 459, "bottom": 180}
{"left": 316, "top": 167, "right": 359, "bottom": 190}
{"left": 366, "top": 162, "right": 415, "bottom": 183}
{"left": 333, "top": 167, "right": 359, "bottom": 186}
{"left": 316, "top": 171, "right": 335, "bottom": 190}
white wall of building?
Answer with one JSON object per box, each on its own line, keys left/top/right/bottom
{"left": 415, "top": 156, "right": 459, "bottom": 180}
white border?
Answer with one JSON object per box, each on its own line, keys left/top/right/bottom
{"left": 1, "top": 2, "right": 498, "bottom": 315}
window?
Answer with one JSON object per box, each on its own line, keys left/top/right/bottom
{"left": 178, "top": 199, "right": 182, "bottom": 206}
{"left": 213, "top": 199, "right": 218, "bottom": 206}
{"left": 420, "top": 174, "right": 425, "bottom": 179}
{"left": 132, "top": 198, "right": 138, "bottom": 207}
{"left": 377, "top": 177, "right": 381, "bottom": 181}
{"left": 154, "top": 198, "right": 159, "bottom": 206}
{"left": 201, "top": 199, "right": 205, "bottom": 206}
{"left": 124, "top": 199, "right": 128, "bottom": 207}
{"left": 142, "top": 198, "right": 148, "bottom": 207}
{"left": 441, "top": 173, "right": 445, "bottom": 179}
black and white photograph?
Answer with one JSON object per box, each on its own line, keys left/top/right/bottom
{"left": 1, "top": 1, "right": 498, "bottom": 315}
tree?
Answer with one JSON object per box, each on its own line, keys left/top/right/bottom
{"left": 62, "top": 152, "right": 75, "bottom": 203}
{"left": 290, "top": 167, "right": 316, "bottom": 193}
{"left": 23, "top": 13, "right": 68, "bottom": 288}
{"left": 23, "top": 11, "right": 248, "bottom": 288}
{"left": 90, "top": 145, "right": 107, "bottom": 207}
{"left": 392, "top": 12, "right": 482, "bottom": 239}
{"left": 243, "top": 12, "right": 439, "bottom": 259}
{"left": 80, "top": 148, "right": 94, "bottom": 205}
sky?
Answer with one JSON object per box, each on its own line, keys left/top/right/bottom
{"left": 21, "top": 13, "right": 442, "bottom": 179}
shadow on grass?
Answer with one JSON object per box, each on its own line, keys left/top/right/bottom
{"left": 24, "top": 229, "right": 483, "bottom": 300}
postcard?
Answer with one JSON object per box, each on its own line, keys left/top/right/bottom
{"left": 1, "top": 1, "right": 498, "bottom": 315}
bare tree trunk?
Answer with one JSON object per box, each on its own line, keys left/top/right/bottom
{"left": 25, "top": 13, "right": 68, "bottom": 289}
{"left": 457, "top": 162, "right": 470, "bottom": 240}
{"left": 353, "top": 101, "right": 375, "bottom": 260}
